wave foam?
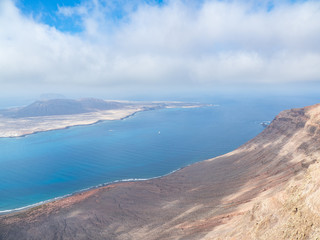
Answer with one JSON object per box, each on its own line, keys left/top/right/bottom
{"left": 0, "top": 167, "right": 182, "bottom": 215}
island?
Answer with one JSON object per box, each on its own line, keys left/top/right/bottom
{"left": 1, "top": 103, "right": 320, "bottom": 239}
{"left": 0, "top": 98, "right": 204, "bottom": 138}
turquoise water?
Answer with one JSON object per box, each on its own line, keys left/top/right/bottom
{"left": 0, "top": 96, "right": 319, "bottom": 213}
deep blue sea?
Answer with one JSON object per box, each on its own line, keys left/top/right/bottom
{"left": 1, "top": 94, "right": 320, "bottom": 213}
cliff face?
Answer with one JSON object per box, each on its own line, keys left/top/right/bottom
{"left": 204, "top": 104, "right": 320, "bottom": 239}
{"left": 1, "top": 104, "right": 320, "bottom": 240}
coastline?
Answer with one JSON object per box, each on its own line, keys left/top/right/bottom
{"left": 0, "top": 103, "right": 209, "bottom": 138}
{"left": 4, "top": 108, "right": 144, "bottom": 139}
{"left": 0, "top": 166, "right": 184, "bottom": 215}
{"left": 2, "top": 104, "right": 320, "bottom": 239}
{"left": 0, "top": 103, "right": 208, "bottom": 214}
{"left": 0, "top": 107, "right": 144, "bottom": 139}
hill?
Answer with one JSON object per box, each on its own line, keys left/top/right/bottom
{"left": 1, "top": 103, "right": 320, "bottom": 239}
{"left": 1, "top": 98, "right": 127, "bottom": 118}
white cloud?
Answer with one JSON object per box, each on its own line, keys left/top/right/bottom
{"left": 0, "top": 0, "right": 320, "bottom": 92}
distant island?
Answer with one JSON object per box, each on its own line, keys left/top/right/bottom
{"left": 0, "top": 98, "right": 205, "bottom": 138}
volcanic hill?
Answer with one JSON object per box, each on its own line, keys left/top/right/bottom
{"left": 0, "top": 98, "right": 128, "bottom": 118}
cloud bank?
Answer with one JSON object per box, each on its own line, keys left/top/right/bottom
{"left": 0, "top": 0, "right": 320, "bottom": 92}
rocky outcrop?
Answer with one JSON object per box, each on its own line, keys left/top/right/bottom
{"left": 1, "top": 104, "right": 320, "bottom": 240}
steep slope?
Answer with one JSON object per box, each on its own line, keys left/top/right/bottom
{"left": 1, "top": 104, "right": 320, "bottom": 240}
{"left": 204, "top": 103, "right": 320, "bottom": 239}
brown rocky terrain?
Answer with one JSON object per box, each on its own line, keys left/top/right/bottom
{"left": 1, "top": 103, "right": 320, "bottom": 239}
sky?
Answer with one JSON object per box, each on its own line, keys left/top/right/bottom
{"left": 0, "top": 0, "right": 320, "bottom": 98}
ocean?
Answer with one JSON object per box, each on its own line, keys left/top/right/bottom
{"left": 1, "top": 94, "right": 320, "bottom": 213}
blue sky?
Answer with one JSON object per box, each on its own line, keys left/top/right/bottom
{"left": 17, "top": 0, "right": 83, "bottom": 31}
{"left": 17, "top": 0, "right": 167, "bottom": 32}
{"left": 0, "top": 0, "right": 320, "bottom": 96}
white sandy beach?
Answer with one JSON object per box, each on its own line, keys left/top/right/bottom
{"left": 0, "top": 107, "right": 142, "bottom": 138}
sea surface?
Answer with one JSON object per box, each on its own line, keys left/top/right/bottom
{"left": 1, "top": 95, "right": 320, "bottom": 213}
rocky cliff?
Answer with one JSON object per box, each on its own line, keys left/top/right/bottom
{"left": 1, "top": 104, "right": 320, "bottom": 240}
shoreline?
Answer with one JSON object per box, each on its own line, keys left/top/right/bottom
{"left": 0, "top": 166, "right": 185, "bottom": 215}
{"left": 0, "top": 103, "right": 210, "bottom": 139}
{"left": 0, "top": 104, "right": 211, "bottom": 214}
{"left": 2, "top": 108, "right": 144, "bottom": 139}
{"left": 1, "top": 103, "right": 320, "bottom": 239}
